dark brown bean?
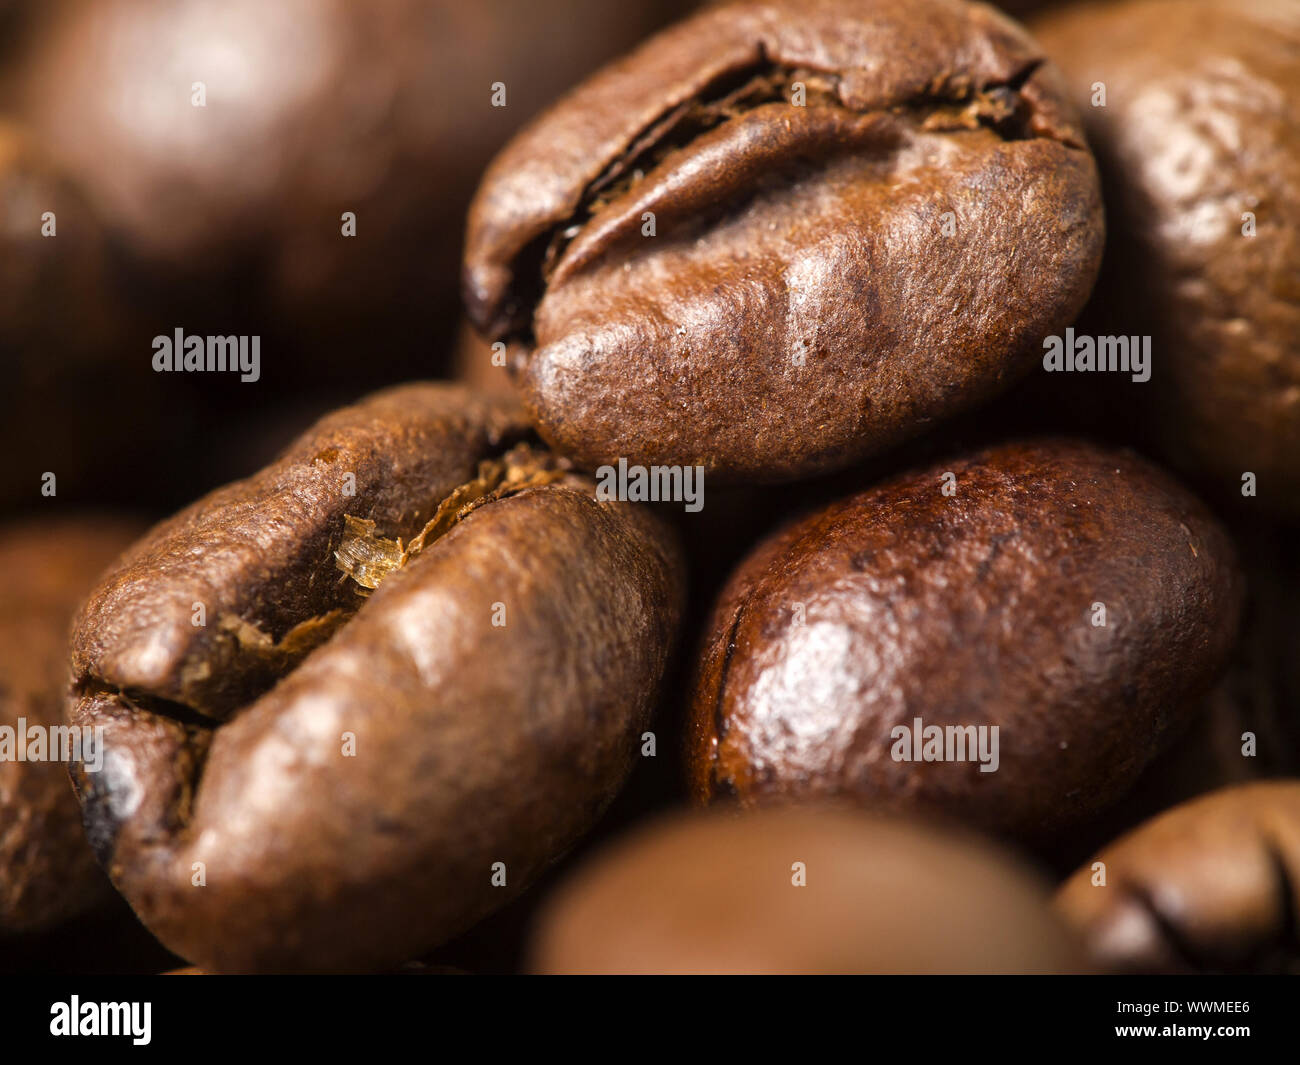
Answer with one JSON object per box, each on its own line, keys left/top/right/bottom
{"left": 1078, "top": 521, "right": 1300, "bottom": 853}
{"left": 1057, "top": 781, "right": 1300, "bottom": 973}
{"left": 530, "top": 807, "right": 1087, "bottom": 973}
{"left": 67, "top": 383, "right": 686, "bottom": 972}
{"left": 464, "top": 0, "right": 1104, "bottom": 482}
{"left": 1032, "top": 0, "right": 1300, "bottom": 515}
{"left": 687, "top": 438, "right": 1242, "bottom": 841}
{"left": 11, "top": 0, "right": 693, "bottom": 385}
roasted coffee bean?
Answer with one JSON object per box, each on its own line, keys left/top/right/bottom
{"left": 687, "top": 439, "right": 1242, "bottom": 841}
{"left": 1057, "top": 781, "right": 1300, "bottom": 973}
{"left": 11, "top": 0, "right": 694, "bottom": 388}
{"left": 3, "top": 1, "right": 695, "bottom": 511}
{"left": 463, "top": 0, "right": 1104, "bottom": 483}
{"left": 1052, "top": 518, "right": 1300, "bottom": 873}
{"left": 1108, "top": 523, "right": 1300, "bottom": 817}
{"left": 530, "top": 807, "right": 1086, "bottom": 973}
{"left": 0, "top": 517, "right": 143, "bottom": 937}
{"left": 1033, "top": 0, "right": 1300, "bottom": 515}
{"left": 67, "top": 383, "right": 686, "bottom": 972}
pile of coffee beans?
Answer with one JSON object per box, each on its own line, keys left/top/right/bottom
{"left": 2, "top": 0, "right": 1296, "bottom": 975}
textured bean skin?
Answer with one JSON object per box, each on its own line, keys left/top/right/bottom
{"left": 530, "top": 808, "right": 1087, "bottom": 974}
{"left": 72, "top": 385, "right": 529, "bottom": 720}
{"left": 1085, "top": 521, "right": 1300, "bottom": 847}
{"left": 1057, "top": 781, "right": 1300, "bottom": 973}
{"left": 1033, "top": 0, "right": 1300, "bottom": 514}
{"left": 0, "top": 519, "right": 143, "bottom": 936}
{"left": 687, "top": 439, "right": 1242, "bottom": 841}
{"left": 464, "top": 0, "right": 1103, "bottom": 483}
{"left": 67, "top": 384, "right": 686, "bottom": 972}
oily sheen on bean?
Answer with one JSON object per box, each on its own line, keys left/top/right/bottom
{"left": 67, "top": 384, "right": 686, "bottom": 973}
{"left": 687, "top": 439, "right": 1242, "bottom": 840}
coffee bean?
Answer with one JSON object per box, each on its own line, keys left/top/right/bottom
{"left": 7, "top": 0, "right": 1293, "bottom": 982}
{"left": 1032, "top": 0, "right": 1300, "bottom": 515}
{"left": 0, "top": 517, "right": 143, "bottom": 937}
{"left": 67, "top": 383, "right": 686, "bottom": 972}
{"left": 463, "top": 0, "right": 1104, "bottom": 482}
{"left": 1076, "top": 521, "right": 1300, "bottom": 857}
{"left": 686, "top": 438, "right": 1242, "bottom": 841}
{"left": 2, "top": 2, "right": 698, "bottom": 511}
{"left": 529, "top": 807, "right": 1087, "bottom": 973}
{"left": 10, "top": 0, "right": 693, "bottom": 388}
{"left": 1057, "top": 781, "right": 1300, "bottom": 973}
